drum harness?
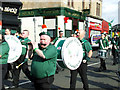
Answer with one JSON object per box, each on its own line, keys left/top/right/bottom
{"left": 99, "top": 39, "right": 108, "bottom": 59}
{"left": 100, "top": 39, "right": 106, "bottom": 50}
{"left": 80, "top": 39, "right": 88, "bottom": 63}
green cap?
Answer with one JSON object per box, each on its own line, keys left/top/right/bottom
{"left": 59, "top": 30, "right": 63, "bottom": 33}
{"left": 39, "top": 32, "right": 51, "bottom": 37}
{"left": 11, "top": 30, "right": 17, "bottom": 35}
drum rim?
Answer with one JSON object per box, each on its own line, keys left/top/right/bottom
{"left": 61, "top": 37, "right": 83, "bottom": 70}
{"left": 4, "top": 35, "right": 22, "bottom": 63}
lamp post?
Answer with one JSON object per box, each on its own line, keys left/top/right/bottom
{"left": 33, "top": 18, "right": 36, "bottom": 42}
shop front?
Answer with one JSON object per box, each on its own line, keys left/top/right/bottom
{"left": 87, "top": 16, "right": 102, "bottom": 47}
{"left": 1, "top": 0, "right": 22, "bottom": 32}
{"left": 19, "top": 7, "right": 89, "bottom": 42}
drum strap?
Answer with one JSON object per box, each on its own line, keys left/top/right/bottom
{"left": 100, "top": 39, "right": 105, "bottom": 49}
{"left": 81, "top": 40, "right": 87, "bottom": 55}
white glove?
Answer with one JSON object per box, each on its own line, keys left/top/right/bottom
{"left": 83, "top": 60, "right": 87, "bottom": 63}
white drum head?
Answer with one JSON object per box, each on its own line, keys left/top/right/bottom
{"left": 5, "top": 35, "right": 22, "bottom": 63}
{"left": 62, "top": 37, "right": 83, "bottom": 70}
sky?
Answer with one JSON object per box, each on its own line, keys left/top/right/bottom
{"left": 102, "top": 0, "right": 120, "bottom": 26}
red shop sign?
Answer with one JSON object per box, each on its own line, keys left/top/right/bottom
{"left": 89, "top": 22, "right": 102, "bottom": 30}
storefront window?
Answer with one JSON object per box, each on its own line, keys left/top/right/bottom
{"left": 65, "top": 30, "right": 72, "bottom": 37}
{"left": 47, "top": 29, "right": 57, "bottom": 38}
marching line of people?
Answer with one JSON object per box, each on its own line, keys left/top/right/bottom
{"left": 0, "top": 28, "right": 120, "bottom": 90}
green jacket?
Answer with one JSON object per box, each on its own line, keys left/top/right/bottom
{"left": 95, "top": 38, "right": 109, "bottom": 49}
{"left": 31, "top": 44, "right": 57, "bottom": 79}
{"left": 20, "top": 37, "right": 31, "bottom": 55}
{"left": 52, "top": 36, "right": 64, "bottom": 45}
{"left": 111, "top": 38, "right": 119, "bottom": 51}
{"left": 0, "top": 42, "right": 9, "bottom": 64}
{"left": 80, "top": 38, "right": 92, "bottom": 61}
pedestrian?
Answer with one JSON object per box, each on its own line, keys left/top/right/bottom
{"left": 0, "top": 30, "right": 10, "bottom": 90}
{"left": 95, "top": 33, "right": 109, "bottom": 71}
{"left": 111, "top": 34, "right": 119, "bottom": 65}
{"left": 11, "top": 30, "right": 31, "bottom": 88}
{"left": 70, "top": 29, "right": 92, "bottom": 90}
{"left": 29, "top": 31, "right": 57, "bottom": 90}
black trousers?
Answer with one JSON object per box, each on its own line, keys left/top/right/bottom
{"left": 70, "top": 63, "right": 89, "bottom": 90}
{"left": 112, "top": 49, "right": 119, "bottom": 64}
{"left": 99, "top": 58, "right": 106, "bottom": 70}
{"left": 12, "top": 55, "right": 31, "bottom": 86}
{"left": 0, "top": 64, "right": 8, "bottom": 90}
{"left": 33, "top": 75, "right": 54, "bottom": 90}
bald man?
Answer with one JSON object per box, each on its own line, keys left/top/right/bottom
{"left": 30, "top": 32, "right": 57, "bottom": 90}
{"left": 70, "top": 30, "right": 92, "bottom": 90}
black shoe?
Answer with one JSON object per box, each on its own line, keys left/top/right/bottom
{"left": 113, "top": 63, "right": 116, "bottom": 65}
{"left": 98, "top": 68, "right": 104, "bottom": 72}
{"left": 116, "top": 71, "right": 120, "bottom": 79}
{"left": 9, "top": 85, "right": 18, "bottom": 89}
{"left": 103, "top": 67, "right": 107, "bottom": 70}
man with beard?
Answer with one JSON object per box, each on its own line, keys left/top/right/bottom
{"left": 30, "top": 32, "right": 57, "bottom": 90}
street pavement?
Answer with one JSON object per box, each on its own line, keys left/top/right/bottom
{"left": 4, "top": 51, "right": 120, "bottom": 90}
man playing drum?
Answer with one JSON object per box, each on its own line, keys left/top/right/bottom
{"left": 11, "top": 30, "right": 31, "bottom": 88}
{"left": 51, "top": 30, "right": 64, "bottom": 73}
{"left": 70, "top": 30, "right": 92, "bottom": 90}
{"left": 29, "top": 32, "right": 57, "bottom": 90}
{"left": 95, "top": 33, "right": 109, "bottom": 72}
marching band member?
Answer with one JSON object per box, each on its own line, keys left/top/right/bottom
{"left": 4, "top": 28, "right": 13, "bottom": 80}
{"left": 0, "top": 30, "right": 10, "bottom": 90}
{"left": 51, "top": 30, "right": 64, "bottom": 45}
{"left": 95, "top": 33, "right": 109, "bottom": 72}
{"left": 51, "top": 30, "right": 64, "bottom": 73}
{"left": 11, "top": 30, "right": 31, "bottom": 88}
{"left": 70, "top": 29, "right": 92, "bottom": 90}
{"left": 29, "top": 32, "right": 57, "bottom": 90}
{"left": 111, "top": 34, "right": 119, "bottom": 65}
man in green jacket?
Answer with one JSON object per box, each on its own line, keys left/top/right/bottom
{"left": 70, "top": 30, "right": 92, "bottom": 90}
{"left": 12, "top": 30, "right": 31, "bottom": 88}
{"left": 111, "top": 34, "right": 119, "bottom": 65}
{"left": 30, "top": 32, "right": 57, "bottom": 90}
{"left": 0, "top": 31, "right": 9, "bottom": 90}
{"left": 95, "top": 33, "right": 109, "bottom": 71}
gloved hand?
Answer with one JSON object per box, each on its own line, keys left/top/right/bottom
{"left": 83, "top": 60, "right": 87, "bottom": 63}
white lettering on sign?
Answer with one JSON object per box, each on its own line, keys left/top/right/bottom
{"left": 0, "top": 6, "right": 18, "bottom": 14}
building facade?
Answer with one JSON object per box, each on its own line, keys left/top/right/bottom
{"left": 19, "top": 0, "right": 102, "bottom": 42}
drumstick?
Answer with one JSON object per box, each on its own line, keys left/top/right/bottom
{"left": 16, "top": 58, "right": 28, "bottom": 69}
{"left": 16, "top": 62, "right": 24, "bottom": 69}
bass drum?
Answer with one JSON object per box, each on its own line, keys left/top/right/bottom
{"left": 4, "top": 35, "right": 22, "bottom": 63}
{"left": 55, "top": 37, "right": 83, "bottom": 70}
{"left": 98, "top": 49, "right": 107, "bottom": 59}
